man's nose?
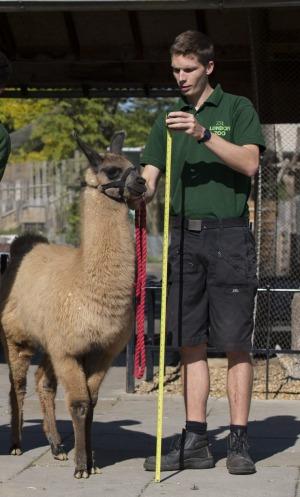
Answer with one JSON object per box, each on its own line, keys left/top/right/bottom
{"left": 179, "top": 70, "right": 186, "bottom": 81}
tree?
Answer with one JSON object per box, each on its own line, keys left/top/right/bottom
{"left": 0, "top": 96, "right": 176, "bottom": 161}
{"left": 0, "top": 96, "right": 176, "bottom": 242}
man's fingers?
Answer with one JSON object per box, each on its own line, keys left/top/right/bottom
{"left": 167, "top": 111, "right": 189, "bottom": 118}
{"left": 166, "top": 115, "right": 195, "bottom": 127}
{"left": 167, "top": 123, "right": 190, "bottom": 130}
{"left": 167, "top": 114, "right": 191, "bottom": 121}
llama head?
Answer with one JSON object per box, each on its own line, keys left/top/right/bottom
{"left": 74, "top": 131, "right": 146, "bottom": 202}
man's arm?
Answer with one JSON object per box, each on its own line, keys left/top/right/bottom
{"left": 142, "top": 164, "right": 162, "bottom": 203}
{"left": 166, "top": 112, "right": 259, "bottom": 177}
{"left": 204, "top": 135, "right": 259, "bottom": 177}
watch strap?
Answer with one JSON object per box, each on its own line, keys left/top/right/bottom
{"left": 198, "top": 128, "right": 211, "bottom": 143}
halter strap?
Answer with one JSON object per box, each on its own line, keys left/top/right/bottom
{"left": 81, "top": 166, "right": 136, "bottom": 203}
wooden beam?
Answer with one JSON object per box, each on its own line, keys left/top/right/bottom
{"left": 0, "top": 1, "right": 300, "bottom": 13}
{"left": 63, "top": 11, "right": 80, "bottom": 59}
{"left": 0, "top": 13, "right": 16, "bottom": 58}
{"left": 128, "top": 10, "right": 144, "bottom": 60}
{"left": 194, "top": 9, "right": 207, "bottom": 33}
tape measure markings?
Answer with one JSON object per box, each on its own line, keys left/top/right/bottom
{"left": 155, "top": 128, "right": 172, "bottom": 483}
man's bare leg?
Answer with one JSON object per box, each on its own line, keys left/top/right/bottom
{"left": 226, "top": 351, "right": 253, "bottom": 425}
{"left": 181, "top": 343, "right": 210, "bottom": 422}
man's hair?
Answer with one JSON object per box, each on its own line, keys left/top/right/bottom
{"left": 0, "top": 51, "right": 11, "bottom": 87}
{"left": 170, "top": 30, "right": 214, "bottom": 66}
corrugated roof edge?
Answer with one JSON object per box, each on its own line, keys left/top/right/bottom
{"left": 0, "top": 0, "right": 300, "bottom": 13}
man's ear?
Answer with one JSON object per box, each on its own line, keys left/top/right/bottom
{"left": 206, "top": 60, "right": 214, "bottom": 76}
{"left": 73, "top": 131, "right": 103, "bottom": 172}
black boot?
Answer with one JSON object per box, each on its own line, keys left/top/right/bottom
{"left": 226, "top": 429, "right": 256, "bottom": 475}
{"left": 144, "top": 429, "right": 215, "bottom": 471}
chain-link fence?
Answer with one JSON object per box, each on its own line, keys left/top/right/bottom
{"left": 250, "top": 8, "right": 300, "bottom": 354}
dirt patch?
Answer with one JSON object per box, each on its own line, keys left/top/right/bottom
{"left": 135, "top": 357, "right": 300, "bottom": 399}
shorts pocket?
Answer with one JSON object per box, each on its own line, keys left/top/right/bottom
{"left": 169, "top": 253, "right": 200, "bottom": 283}
{"left": 245, "top": 229, "right": 258, "bottom": 283}
{"left": 209, "top": 251, "right": 248, "bottom": 286}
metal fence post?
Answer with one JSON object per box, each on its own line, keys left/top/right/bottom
{"left": 265, "top": 285, "right": 272, "bottom": 399}
{"left": 126, "top": 326, "right": 135, "bottom": 393}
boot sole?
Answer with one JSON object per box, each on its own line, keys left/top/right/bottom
{"left": 144, "top": 457, "right": 215, "bottom": 472}
{"left": 227, "top": 466, "right": 256, "bottom": 475}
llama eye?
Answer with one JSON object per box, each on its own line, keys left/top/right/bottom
{"left": 104, "top": 167, "right": 122, "bottom": 180}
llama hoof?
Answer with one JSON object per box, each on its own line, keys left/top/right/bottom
{"left": 89, "top": 465, "right": 102, "bottom": 475}
{"left": 51, "top": 443, "right": 68, "bottom": 461}
{"left": 10, "top": 445, "right": 22, "bottom": 456}
{"left": 74, "top": 469, "right": 89, "bottom": 479}
{"left": 54, "top": 451, "right": 68, "bottom": 461}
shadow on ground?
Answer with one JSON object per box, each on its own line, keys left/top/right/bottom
{"left": 0, "top": 415, "right": 299, "bottom": 468}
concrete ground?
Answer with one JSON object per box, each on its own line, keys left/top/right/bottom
{"left": 1, "top": 361, "right": 300, "bottom": 497}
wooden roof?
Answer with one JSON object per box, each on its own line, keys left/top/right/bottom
{"left": 0, "top": 1, "right": 299, "bottom": 122}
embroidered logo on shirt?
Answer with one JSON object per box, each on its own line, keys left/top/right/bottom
{"left": 209, "top": 121, "right": 231, "bottom": 137}
{"left": 231, "top": 288, "right": 240, "bottom": 294}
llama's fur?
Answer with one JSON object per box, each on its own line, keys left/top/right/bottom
{"left": 0, "top": 132, "right": 142, "bottom": 478}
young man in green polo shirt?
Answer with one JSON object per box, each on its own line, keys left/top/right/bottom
{"left": 0, "top": 51, "right": 11, "bottom": 181}
{"left": 137, "top": 30, "right": 265, "bottom": 475}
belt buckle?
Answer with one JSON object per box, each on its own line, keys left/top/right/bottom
{"left": 188, "top": 219, "right": 202, "bottom": 231}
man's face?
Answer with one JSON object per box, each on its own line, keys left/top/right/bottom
{"left": 171, "top": 53, "right": 213, "bottom": 99}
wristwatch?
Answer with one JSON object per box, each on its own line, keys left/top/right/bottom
{"left": 198, "top": 128, "right": 211, "bottom": 143}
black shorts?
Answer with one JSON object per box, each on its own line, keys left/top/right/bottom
{"left": 167, "top": 217, "right": 258, "bottom": 352}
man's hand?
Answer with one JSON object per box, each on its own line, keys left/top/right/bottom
{"left": 166, "top": 111, "right": 206, "bottom": 141}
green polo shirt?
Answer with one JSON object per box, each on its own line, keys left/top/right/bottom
{"left": 141, "top": 84, "right": 265, "bottom": 219}
{"left": 0, "top": 124, "right": 10, "bottom": 181}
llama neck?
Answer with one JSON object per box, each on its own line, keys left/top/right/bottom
{"left": 78, "top": 189, "right": 135, "bottom": 281}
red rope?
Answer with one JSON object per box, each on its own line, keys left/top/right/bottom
{"left": 134, "top": 201, "right": 147, "bottom": 379}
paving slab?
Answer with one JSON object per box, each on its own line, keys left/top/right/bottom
{"left": 0, "top": 362, "right": 300, "bottom": 497}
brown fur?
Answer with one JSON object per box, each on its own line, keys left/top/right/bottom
{"left": 0, "top": 134, "right": 139, "bottom": 478}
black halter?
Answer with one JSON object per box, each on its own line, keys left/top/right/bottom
{"left": 81, "top": 166, "right": 136, "bottom": 203}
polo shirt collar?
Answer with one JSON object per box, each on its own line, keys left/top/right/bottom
{"left": 176, "top": 84, "right": 224, "bottom": 111}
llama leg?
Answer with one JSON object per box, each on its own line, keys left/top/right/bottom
{"left": 35, "top": 355, "right": 67, "bottom": 461}
{"left": 53, "top": 355, "right": 90, "bottom": 479}
{"left": 84, "top": 351, "right": 114, "bottom": 474}
{"left": 5, "top": 339, "right": 33, "bottom": 455}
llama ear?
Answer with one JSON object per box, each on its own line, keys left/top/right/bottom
{"left": 73, "top": 131, "right": 103, "bottom": 171}
{"left": 110, "top": 131, "right": 126, "bottom": 154}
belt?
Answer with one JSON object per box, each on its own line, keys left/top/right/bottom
{"left": 171, "top": 216, "right": 249, "bottom": 231}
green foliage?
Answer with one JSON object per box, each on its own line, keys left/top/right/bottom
{"left": 0, "top": 96, "right": 176, "bottom": 161}
{"left": 114, "top": 98, "right": 176, "bottom": 146}
{"left": 0, "top": 96, "right": 176, "bottom": 243}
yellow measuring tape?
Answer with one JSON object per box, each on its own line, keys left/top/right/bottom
{"left": 155, "top": 127, "right": 172, "bottom": 483}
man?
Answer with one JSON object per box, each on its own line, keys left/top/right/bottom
{"left": 0, "top": 51, "right": 11, "bottom": 181}
{"left": 137, "top": 30, "right": 265, "bottom": 475}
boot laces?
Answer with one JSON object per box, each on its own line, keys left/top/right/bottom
{"left": 231, "top": 432, "right": 249, "bottom": 454}
{"left": 169, "top": 433, "right": 183, "bottom": 452}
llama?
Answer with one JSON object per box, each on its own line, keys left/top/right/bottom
{"left": 0, "top": 131, "right": 146, "bottom": 478}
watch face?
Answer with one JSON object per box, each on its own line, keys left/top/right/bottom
{"left": 204, "top": 129, "right": 211, "bottom": 141}
{"left": 199, "top": 129, "right": 211, "bottom": 143}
